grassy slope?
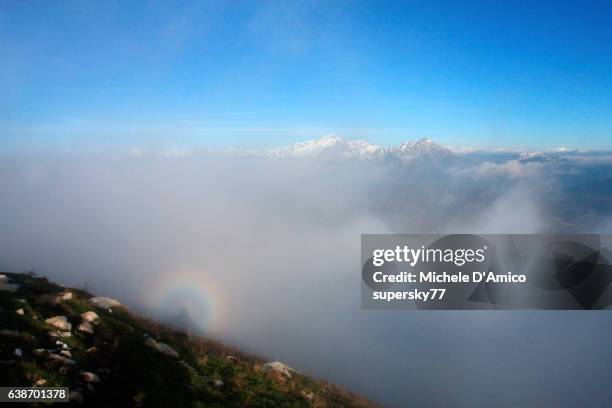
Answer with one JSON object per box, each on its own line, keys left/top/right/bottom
{"left": 0, "top": 272, "right": 380, "bottom": 408}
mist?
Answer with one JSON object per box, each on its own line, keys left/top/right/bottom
{"left": 1, "top": 150, "right": 611, "bottom": 407}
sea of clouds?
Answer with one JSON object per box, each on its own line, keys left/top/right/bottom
{"left": 1, "top": 149, "right": 611, "bottom": 407}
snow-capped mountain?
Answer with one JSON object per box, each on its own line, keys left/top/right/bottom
{"left": 269, "top": 135, "right": 382, "bottom": 160}
{"left": 269, "top": 135, "right": 453, "bottom": 163}
{"left": 518, "top": 151, "right": 566, "bottom": 163}
{"left": 383, "top": 137, "right": 453, "bottom": 163}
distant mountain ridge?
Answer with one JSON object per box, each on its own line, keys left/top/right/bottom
{"left": 269, "top": 136, "right": 383, "bottom": 160}
{"left": 518, "top": 151, "right": 567, "bottom": 164}
{"left": 269, "top": 136, "right": 453, "bottom": 163}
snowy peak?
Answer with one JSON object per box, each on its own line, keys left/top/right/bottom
{"left": 269, "top": 136, "right": 453, "bottom": 163}
{"left": 270, "top": 135, "right": 382, "bottom": 160}
{"left": 518, "top": 151, "right": 565, "bottom": 163}
{"left": 394, "top": 137, "right": 435, "bottom": 151}
{"left": 384, "top": 137, "right": 453, "bottom": 162}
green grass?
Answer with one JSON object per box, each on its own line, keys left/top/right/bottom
{"left": 0, "top": 272, "right": 380, "bottom": 408}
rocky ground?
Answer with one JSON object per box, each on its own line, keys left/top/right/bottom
{"left": 0, "top": 272, "right": 380, "bottom": 407}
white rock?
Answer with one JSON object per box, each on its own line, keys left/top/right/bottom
{"left": 0, "top": 274, "right": 7, "bottom": 282}
{"left": 302, "top": 390, "right": 314, "bottom": 400}
{"left": 78, "top": 322, "right": 93, "bottom": 334}
{"left": 0, "top": 282, "right": 19, "bottom": 292}
{"left": 144, "top": 337, "right": 156, "bottom": 347}
{"left": 34, "top": 379, "right": 47, "bottom": 387}
{"left": 212, "top": 379, "right": 224, "bottom": 388}
{"left": 16, "top": 308, "right": 24, "bottom": 316}
{"left": 157, "top": 342, "right": 179, "bottom": 357}
{"left": 14, "top": 348, "right": 23, "bottom": 358}
{"left": 45, "top": 316, "right": 72, "bottom": 331}
{"left": 48, "top": 353, "right": 76, "bottom": 365}
{"left": 53, "top": 291, "right": 73, "bottom": 303}
{"left": 48, "top": 330, "right": 72, "bottom": 338}
{"left": 56, "top": 340, "right": 70, "bottom": 350}
{"left": 89, "top": 297, "right": 121, "bottom": 309}
{"left": 145, "top": 337, "right": 179, "bottom": 358}
{"left": 80, "top": 311, "right": 99, "bottom": 322}
{"left": 80, "top": 371, "right": 101, "bottom": 383}
{"left": 60, "top": 350, "right": 72, "bottom": 358}
{"left": 261, "top": 361, "right": 295, "bottom": 378}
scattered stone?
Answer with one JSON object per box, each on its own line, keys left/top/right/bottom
{"left": 156, "top": 342, "right": 179, "bottom": 357}
{"left": 48, "top": 353, "right": 76, "bottom": 365}
{"left": 145, "top": 338, "right": 179, "bottom": 358}
{"left": 69, "top": 390, "right": 84, "bottom": 404}
{"left": 0, "top": 275, "right": 18, "bottom": 291}
{"left": 45, "top": 316, "right": 72, "bottom": 331}
{"left": 53, "top": 291, "right": 73, "bottom": 303}
{"left": 14, "top": 348, "right": 23, "bottom": 358}
{"left": 60, "top": 350, "right": 72, "bottom": 358}
{"left": 48, "top": 330, "right": 72, "bottom": 338}
{"left": 78, "top": 322, "right": 93, "bottom": 334}
{"left": 0, "top": 329, "right": 20, "bottom": 337}
{"left": 80, "top": 311, "right": 99, "bottom": 322}
{"left": 212, "top": 379, "right": 224, "bottom": 388}
{"left": 34, "top": 379, "right": 47, "bottom": 387}
{"left": 89, "top": 297, "right": 121, "bottom": 309}
{"left": 261, "top": 362, "right": 295, "bottom": 378}
{"left": 302, "top": 390, "right": 314, "bottom": 400}
{"left": 80, "top": 371, "right": 101, "bottom": 383}
{"left": 56, "top": 340, "right": 70, "bottom": 350}
{"left": 15, "top": 308, "right": 24, "bottom": 316}
{"left": 0, "top": 282, "right": 19, "bottom": 292}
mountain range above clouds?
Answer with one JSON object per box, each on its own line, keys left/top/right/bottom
{"left": 129, "top": 135, "right": 606, "bottom": 166}
{"left": 268, "top": 136, "right": 454, "bottom": 163}
{"left": 265, "top": 135, "right": 587, "bottom": 165}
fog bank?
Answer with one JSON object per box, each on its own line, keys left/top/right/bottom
{"left": 1, "top": 151, "right": 611, "bottom": 407}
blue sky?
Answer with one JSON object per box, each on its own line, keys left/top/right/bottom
{"left": 1, "top": 0, "right": 612, "bottom": 150}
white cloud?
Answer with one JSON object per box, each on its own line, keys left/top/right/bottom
{"left": 460, "top": 160, "right": 544, "bottom": 179}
